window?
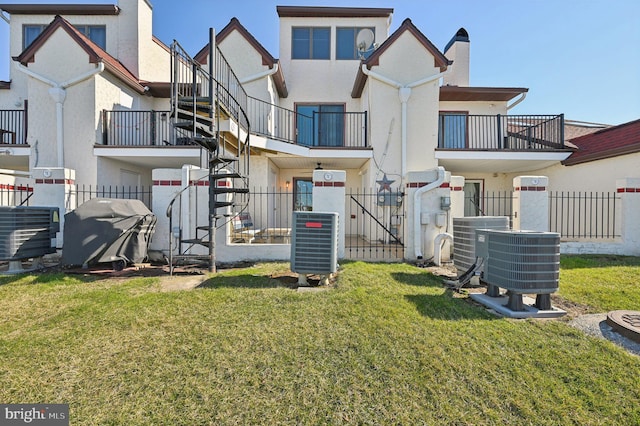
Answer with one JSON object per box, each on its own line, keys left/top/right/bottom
{"left": 74, "top": 25, "right": 107, "bottom": 50}
{"left": 292, "top": 27, "right": 330, "bottom": 59}
{"left": 294, "top": 178, "right": 313, "bottom": 211}
{"left": 23, "top": 24, "right": 106, "bottom": 50}
{"left": 337, "top": 27, "right": 375, "bottom": 60}
{"left": 296, "top": 104, "right": 345, "bottom": 147}
{"left": 23, "top": 25, "right": 46, "bottom": 49}
{"left": 438, "top": 112, "right": 468, "bottom": 148}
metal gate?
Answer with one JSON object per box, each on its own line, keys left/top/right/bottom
{"left": 344, "top": 188, "right": 405, "bottom": 261}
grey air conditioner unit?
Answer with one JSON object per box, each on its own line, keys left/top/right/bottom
{"left": 0, "top": 206, "right": 60, "bottom": 267}
{"left": 291, "top": 211, "right": 338, "bottom": 274}
{"left": 475, "top": 229, "right": 560, "bottom": 311}
{"left": 453, "top": 216, "right": 509, "bottom": 276}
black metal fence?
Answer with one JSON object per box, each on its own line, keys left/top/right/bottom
{"left": 549, "top": 191, "right": 621, "bottom": 239}
{"left": 345, "top": 188, "right": 404, "bottom": 261}
{"left": 0, "top": 105, "right": 27, "bottom": 145}
{"left": 0, "top": 183, "right": 32, "bottom": 206}
{"left": 438, "top": 114, "right": 564, "bottom": 150}
{"left": 71, "top": 185, "right": 152, "bottom": 209}
{"left": 229, "top": 187, "right": 294, "bottom": 244}
{"left": 465, "top": 191, "right": 513, "bottom": 220}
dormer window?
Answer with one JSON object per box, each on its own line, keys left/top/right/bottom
{"left": 23, "top": 24, "right": 107, "bottom": 50}
{"left": 292, "top": 27, "right": 330, "bottom": 60}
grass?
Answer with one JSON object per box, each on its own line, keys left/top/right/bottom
{"left": 558, "top": 255, "right": 640, "bottom": 312}
{"left": 0, "top": 260, "right": 639, "bottom": 425}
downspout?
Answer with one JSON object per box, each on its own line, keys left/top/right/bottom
{"left": 361, "top": 65, "right": 448, "bottom": 184}
{"left": 239, "top": 63, "right": 279, "bottom": 85}
{"left": 413, "top": 166, "right": 445, "bottom": 259}
{"left": 507, "top": 92, "right": 526, "bottom": 110}
{"left": 0, "top": 10, "right": 9, "bottom": 24}
{"left": 16, "top": 62, "right": 104, "bottom": 168}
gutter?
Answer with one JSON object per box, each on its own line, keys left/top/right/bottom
{"left": 507, "top": 91, "right": 527, "bottom": 110}
{"left": 15, "top": 62, "right": 105, "bottom": 168}
{"left": 361, "top": 65, "right": 448, "bottom": 184}
{"left": 239, "top": 63, "right": 279, "bottom": 85}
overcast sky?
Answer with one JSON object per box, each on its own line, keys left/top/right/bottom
{"left": 1, "top": 0, "right": 639, "bottom": 125}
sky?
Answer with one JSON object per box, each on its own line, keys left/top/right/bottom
{"left": 1, "top": 0, "right": 639, "bottom": 125}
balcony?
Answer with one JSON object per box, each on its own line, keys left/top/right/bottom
{"left": 437, "top": 114, "right": 565, "bottom": 150}
{"left": 248, "top": 96, "right": 368, "bottom": 148}
{"left": 0, "top": 106, "right": 27, "bottom": 145}
{"left": 435, "top": 113, "right": 573, "bottom": 173}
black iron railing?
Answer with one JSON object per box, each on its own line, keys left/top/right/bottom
{"left": 0, "top": 183, "right": 33, "bottom": 206}
{"left": 0, "top": 104, "right": 27, "bottom": 145}
{"left": 248, "top": 96, "right": 367, "bottom": 147}
{"left": 72, "top": 184, "right": 153, "bottom": 209}
{"left": 549, "top": 191, "right": 621, "bottom": 239}
{"left": 102, "top": 110, "right": 186, "bottom": 146}
{"left": 438, "top": 114, "right": 565, "bottom": 150}
{"left": 465, "top": 191, "right": 513, "bottom": 220}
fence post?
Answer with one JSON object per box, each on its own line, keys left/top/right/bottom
{"left": 312, "top": 169, "right": 346, "bottom": 258}
{"left": 31, "top": 168, "right": 77, "bottom": 248}
{"left": 450, "top": 175, "right": 465, "bottom": 219}
{"left": 616, "top": 178, "right": 640, "bottom": 256}
{"left": 512, "top": 176, "right": 549, "bottom": 232}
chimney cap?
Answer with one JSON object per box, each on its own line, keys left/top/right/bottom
{"left": 444, "top": 27, "right": 469, "bottom": 53}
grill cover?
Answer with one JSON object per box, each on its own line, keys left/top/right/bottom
{"left": 61, "top": 198, "right": 156, "bottom": 267}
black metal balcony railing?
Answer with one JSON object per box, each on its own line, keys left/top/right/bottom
{"left": 438, "top": 114, "right": 565, "bottom": 150}
{"left": 102, "top": 110, "right": 195, "bottom": 146}
{"left": 0, "top": 105, "right": 27, "bottom": 145}
{"left": 248, "top": 96, "right": 367, "bottom": 148}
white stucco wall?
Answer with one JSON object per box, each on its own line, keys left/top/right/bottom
{"left": 278, "top": 15, "right": 390, "bottom": 112}
{"left": 533, "top": 153, "right": 640, "bottom": 193}
{"left": 361, "top": 31, "right": 444, "bottom": 188}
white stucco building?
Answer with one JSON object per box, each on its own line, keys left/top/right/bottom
{"left": 1, "top": 2, "right": 638, "bottom": 263}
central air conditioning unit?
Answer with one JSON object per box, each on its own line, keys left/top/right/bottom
{"left": 291, "top": 211, "right": 338, "bottom": 275}
{"left": 453, "top": 216, "right": 509, "bottom": 276}
{"left": 475, "top": 229, "right": 560, "bottom": 311}
{"left": 0, "top": 206, "right": 60, "bottom": 273}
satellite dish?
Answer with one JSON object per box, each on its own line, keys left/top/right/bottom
{"left": 356, "top": 28, "right": 375, "bottom": 58}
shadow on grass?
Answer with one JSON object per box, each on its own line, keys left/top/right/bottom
{"left": 391, "top": 271, "right": 446, "bottom": 288}
{"left": 198, "top": 274, "right": 289, "bottom": 290}
{"left": 560, "top": 255, "right": 640, "bottom": 270}
{"left": 405, "top": 291, "right": 495, "bottom": 321}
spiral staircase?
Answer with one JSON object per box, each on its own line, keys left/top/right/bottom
{"left": 166, "top": 31, "right": 250, "bottom": 273}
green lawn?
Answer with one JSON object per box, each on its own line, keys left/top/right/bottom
{"left": 558, "top": 255, "right": 640, "bottom": 312}
{"left": 0, "top": 260, "right": 639, "bottom": 425}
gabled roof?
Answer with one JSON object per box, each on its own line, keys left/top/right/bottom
{"left": 563, "top": 119, "right": 640, "bottom": 165}
{"left": 13, "top": 15, "right": 145, "bottom": 93}
{"left": 194, "top": 17, "right": 288, "bottom": 98}
{"left": 0, "top": 4, "right": 120, "bottom": 15}
{"left": 352, "top": 18, "right": 451, "bottom": 98}
{"left": 439, "top": 86, "right": 528, "bottom": 102}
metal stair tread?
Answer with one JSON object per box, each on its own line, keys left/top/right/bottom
{"left": 212, "top": 187, "right": 250, "bottom": 194}
{"left": 181, "top": 238, "right": 210, "bottom": 247}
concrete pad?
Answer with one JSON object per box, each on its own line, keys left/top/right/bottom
{"left": 471, "top": 293, "right": 566, "bottom": 319}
